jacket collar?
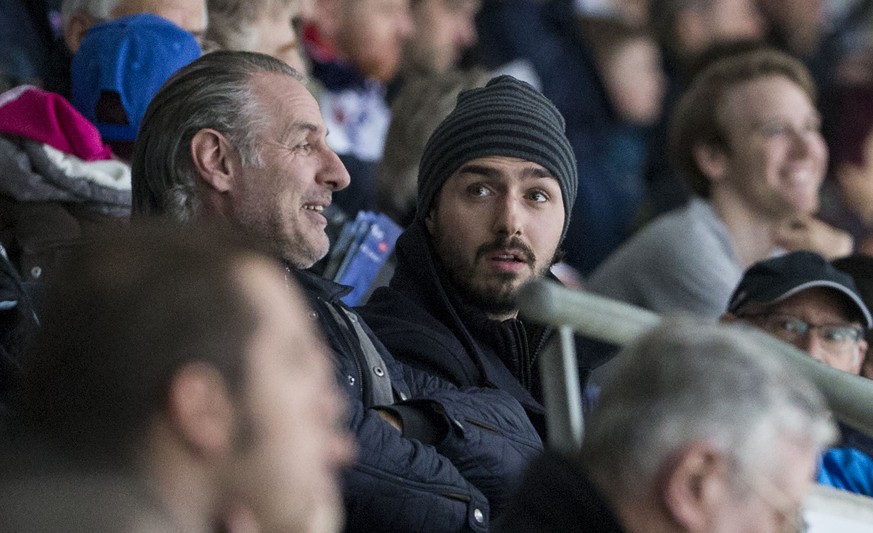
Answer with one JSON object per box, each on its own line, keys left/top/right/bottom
{"left": 288, "top": 265, "right": 353, "bottom": 303}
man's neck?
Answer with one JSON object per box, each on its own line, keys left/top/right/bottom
{"left": 140, "top": 429, "right": 218, "bottom": 533}
{"left": 710, "top": 192, "right": 785, "bottom": 269}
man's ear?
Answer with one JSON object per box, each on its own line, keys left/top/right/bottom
{"left": 190, "top": 129, "right": 238, "bottom": 194}
{"left": 851, "top": 339, "right": 868, "bottom": 375}
{"left": 862, "top": 349, "right": 873, "bottom": 380}
{"left": 64, "top": 12, "right": 94, "bottom": 53}
{"left": 165, "top": 362, "right": 236, "bottom": 457}
{"left": 692, "top": 143, "right": 727, "bottom": 185}
{"left": 661, "top": 442, "right": 729, "bottom": 533}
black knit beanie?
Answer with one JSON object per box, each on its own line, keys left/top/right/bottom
{"left": 416, "top": 75, "right": 577, "bottom": 240}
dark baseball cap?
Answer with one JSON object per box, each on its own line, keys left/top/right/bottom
{"left": 727, "top": 251, "right": 873, "bottom": 328}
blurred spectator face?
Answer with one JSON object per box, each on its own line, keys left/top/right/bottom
{"left": 233, "top": 73, "right": 350, "bottom": 268}
{"left": 836, "top": 129, "right": 873, "bottom": 224}
{"left": 66, "top": 0, "right": 207, "bottom": 51}
{"left": 739, "top": 288, "right": 867, "bottom": 374}
{"left": 425, "top": 156, "right": 564, "bottom": 320}
{"left": 223, "top": 258, "right": 355, "bottom": 533}
{"left": 601, "top": 35, "right": 665, "bottom": 126}
{"left": 709, "top": 74, "right": 826, "bottom": 219}
{"left": 612, "top": 0, "right": 652, "bottom": 25}
{"left": 706, "top": 0, "right": 765, "bottom": 42}
{"left": 677, "top": 0, "right": 765, "bottom": 57}
{"left": 404, "top": 0, "right": 480, "bottom": 74}
{"left": 758, "top": 0, "right": 825, "bottom": 55}
{"left": 335, "top": 0, "right": 414, "bottom": 82}
{"left": 247, "top": 3, "right": 308, "bottom": 74}
{"left": 112, "top": 0, "right": 207, "bottom": 41}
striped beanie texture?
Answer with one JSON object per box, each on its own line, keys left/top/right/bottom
{"left": 415, "top": 75, "right": 577, "bottom": 240}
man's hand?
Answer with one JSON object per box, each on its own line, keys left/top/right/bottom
{"left": 774, "top": 216, "right": 854, "bottom": 260}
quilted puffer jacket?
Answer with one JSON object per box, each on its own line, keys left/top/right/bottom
{"left": 293, "top": 269, "right": 543, "bottom": 532}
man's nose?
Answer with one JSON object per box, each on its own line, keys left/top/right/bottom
{"left": 318, "top": 148, "right": 351, "bottom": 191}
{"left": 492, "top": 195, "right": 523, "bottom": 236}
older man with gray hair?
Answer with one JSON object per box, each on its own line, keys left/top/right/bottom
{"left": 496, "top": 318, "right": 836, "bottom": 533}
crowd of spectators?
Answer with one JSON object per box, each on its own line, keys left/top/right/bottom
{"left": 4, "top": 0, "right": 873, "bottom": 531}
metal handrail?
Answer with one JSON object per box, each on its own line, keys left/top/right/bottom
{"left": 519, "top": 279, "right": 873, "bottom": 441}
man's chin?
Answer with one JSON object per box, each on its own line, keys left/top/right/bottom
{"left": 466, "top": 280, "right": 523, "bottom": 316}
{"left": 283, "top": 241, "right": 329, "bottom": 270}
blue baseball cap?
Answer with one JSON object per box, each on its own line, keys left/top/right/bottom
{"left": 71, "top": 13, "right": 201, "bottom": 142}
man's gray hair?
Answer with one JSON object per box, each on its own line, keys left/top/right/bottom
{"left": 131, "top": 50, "right": 303, "bottom": 221}
{"left": 582, "top": 317, "right": 836, "bottom": 500}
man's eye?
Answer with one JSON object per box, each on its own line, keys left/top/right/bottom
{"left": 761, "top": 124, "right": 789, "bottom": 137}
{"left": 823, "top": 327, "right": 858, "bottom": 342}
{"left": 823, "top": 329, "right": 847, "bottom": 342}
{"left": 528, "top": 190, "right": 549, "bottom": 203}
{"left": 467, "top": 185, "right": 490, "bottom": 197}
{"left": 297, "top": 143, "right": 312, "bottom": 154}
{"left": 778, "top": 319, "right": 807, "bottom": 334}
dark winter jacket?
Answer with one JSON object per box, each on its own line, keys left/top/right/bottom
{"left": 292, "top": 269, "right": 543, "bottom": 532}
{"left": 493, "top": 450, "right": 626, "bottom": 533}
{"left": 359, "top": 222, "right": 605, "bottom": 437}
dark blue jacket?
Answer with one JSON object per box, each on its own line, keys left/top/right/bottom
{"left": 293, "top": 269, "right": 542, "bottom": 532}
{"left": 493, "top": 450, "right": 626, "bottom": 533}
{"left": 359, "top": 222, "right": 610, "bottom": 438}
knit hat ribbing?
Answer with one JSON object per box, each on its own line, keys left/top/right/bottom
{"left": 416, "top": 75, "right": 577, "bottom": 240}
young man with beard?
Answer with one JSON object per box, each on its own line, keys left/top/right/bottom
{"left": 360, "top": 75, "right": 601, "bottom": 435}
{"left": 131, "top": 51, "right": 542, "bottom": 531}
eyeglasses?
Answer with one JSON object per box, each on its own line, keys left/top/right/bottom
{"left": 739, "top": 312, "right": 864, "bottom": 351}
{"left": 738, "top": 469, "right": 808, "bottom": 533}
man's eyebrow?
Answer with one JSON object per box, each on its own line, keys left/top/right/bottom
{"left": 522, "top": 167, "right": 555, "bottom": 179}
{"left": 279, "top": 121, "right": 320, "bottom": 142}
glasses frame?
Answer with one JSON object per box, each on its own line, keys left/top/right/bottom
{"left": 739, "top": 311, "right": 864, "bottom": 347}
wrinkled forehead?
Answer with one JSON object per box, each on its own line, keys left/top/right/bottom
{"left": 250, "top": 72, "right": 324, "bottom": 124}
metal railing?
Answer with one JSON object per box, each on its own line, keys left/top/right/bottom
{"left": 518, "top": 279, "right": 873, "bottom": 452}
